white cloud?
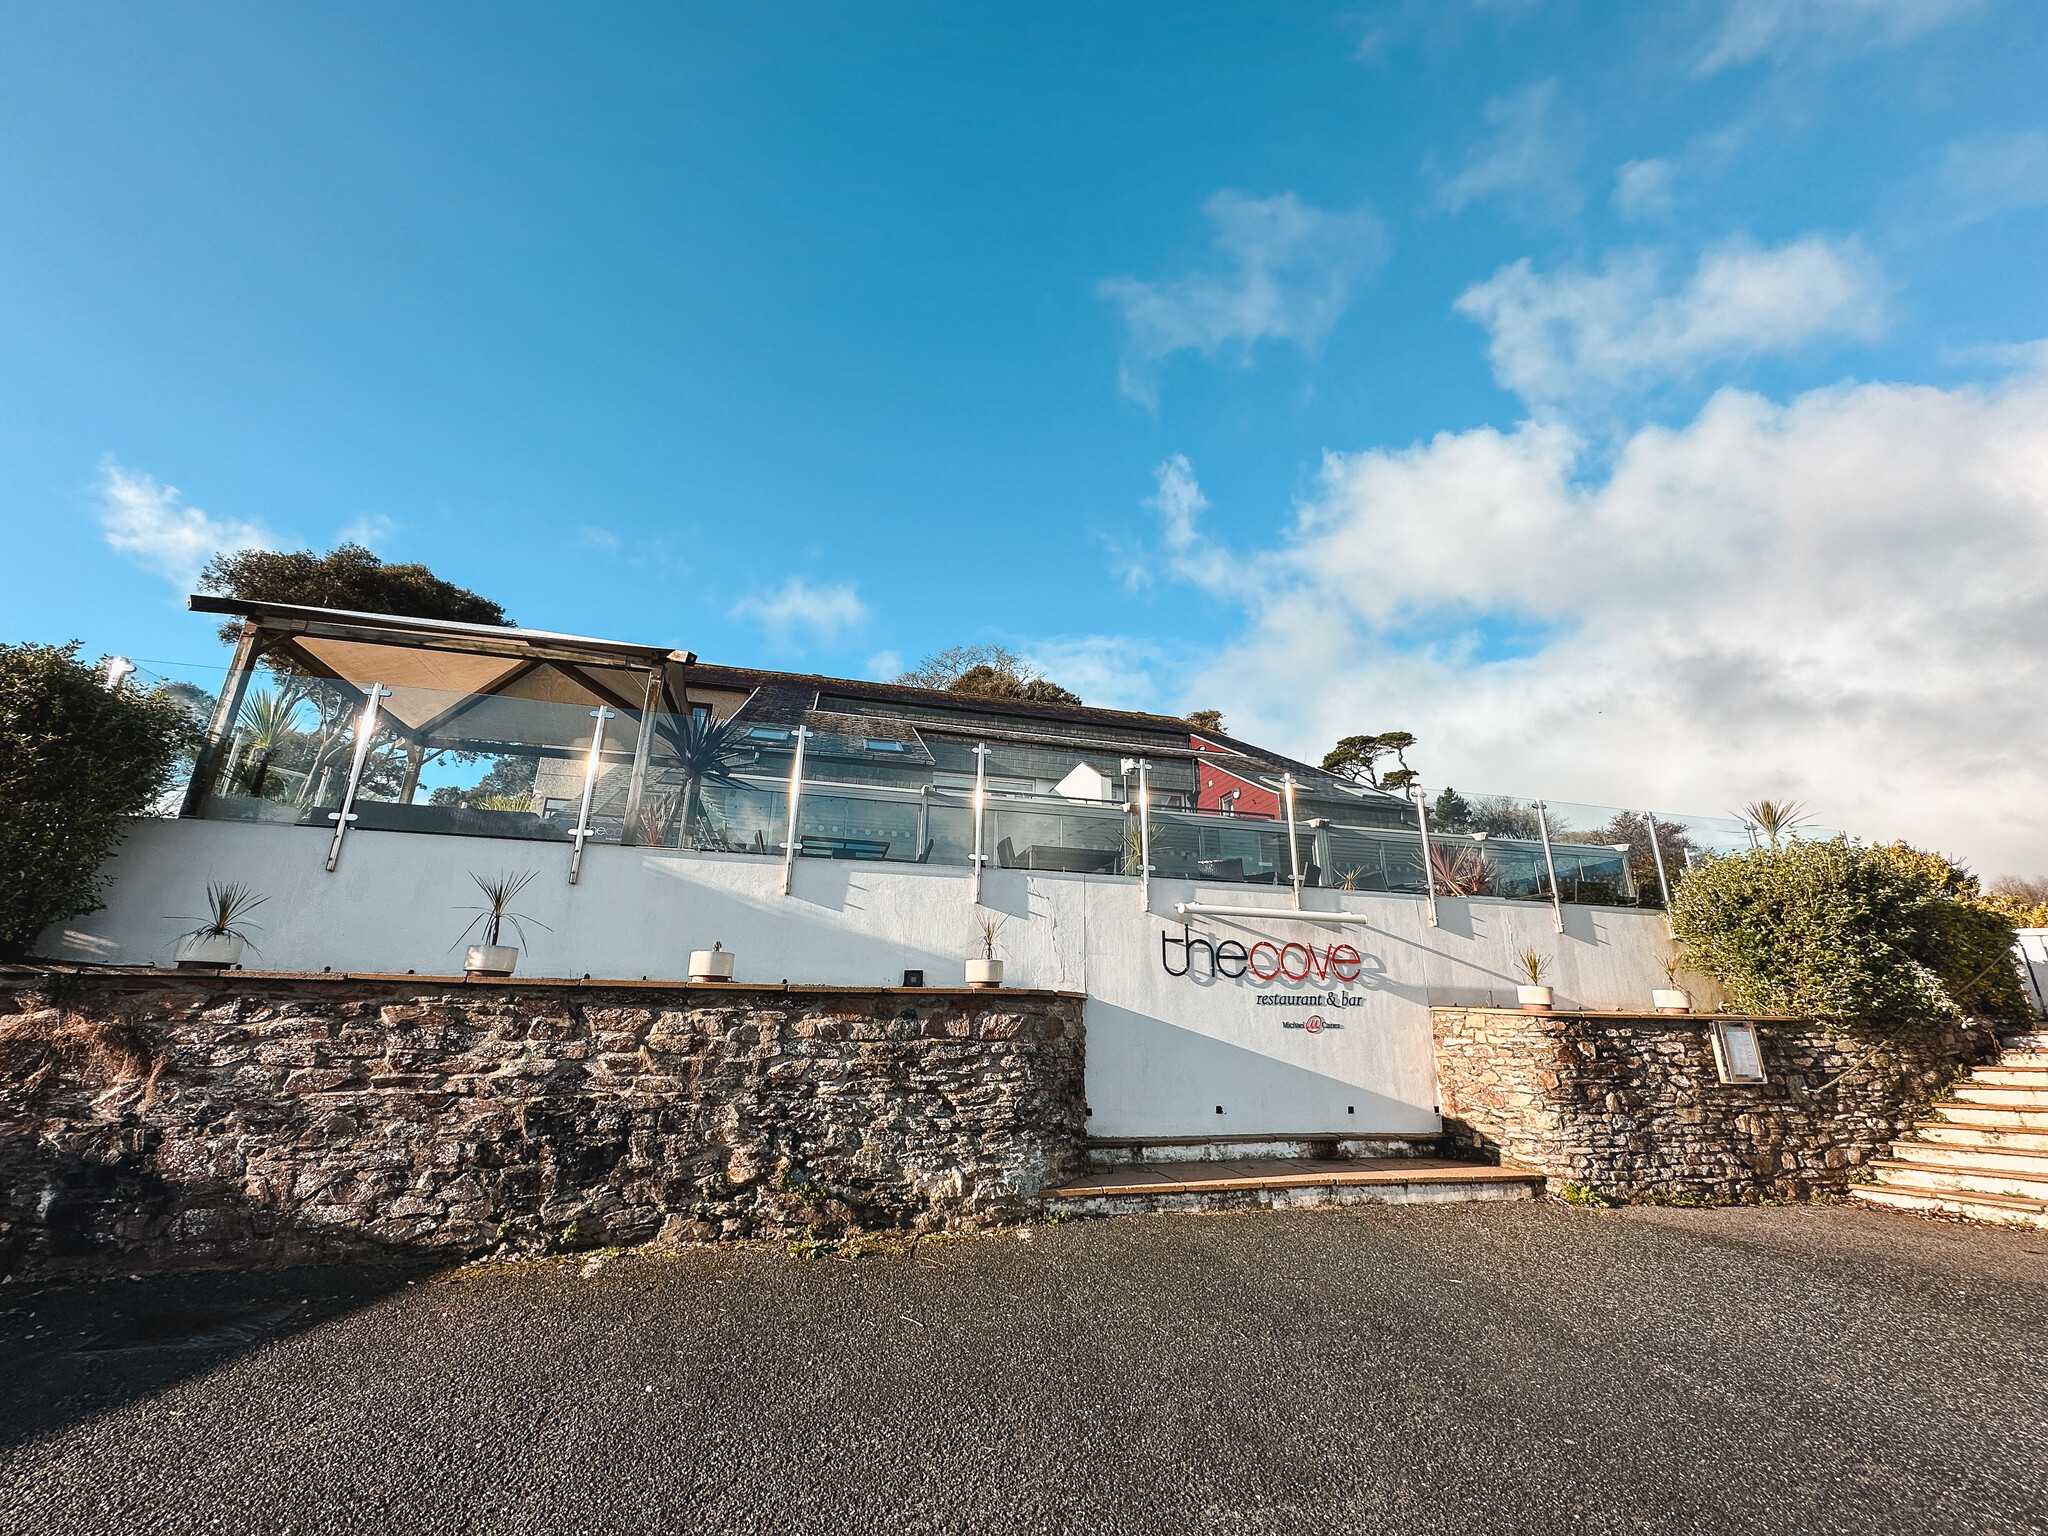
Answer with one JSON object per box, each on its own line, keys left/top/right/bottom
{"left": 1019, "top": 635, "right": 1182, "bottom": 716}
{"left": 1940, "top": 130, "right": 2048, "bottom": 223}
{"left": 730, "top": 577, "right": 868, "bottom": 648}
{"left": 1097, "top": 191, "right": 1388, "bottom": 405}
{"left": 1171, "top": 358, "right": 2048, "bottom": 878}
{"left": 864, "top": 650, "right": 903, "bottom": 682}
{"left": 580, "top": 525, "right": 623, "bottom": 553}
{"left": 96, "top": 462, "right": 277, "bottom": 590}
{"left": 1432, "top": 80, "right": 1583, "bottom": 222}
{"left": 1700, "top": 0, "right": 1985, "bottom": 72}
{"left": 1454, "top": 235, "right": 1887, "bottom": 412}
{"left": 337, "top": 513, "right": 396, "bottom": 551}
{"left": 1612, "top": 159, "right": 1676, "bottom": 220}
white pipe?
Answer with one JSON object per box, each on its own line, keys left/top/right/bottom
{"left": 1172, "top": 901, "right": 1380, "bottom": 926}
{"left": 779, "top": 725, "right": 808, "bottom": 896}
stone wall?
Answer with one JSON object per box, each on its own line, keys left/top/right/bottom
{"left": 0, "top": 969, "right": 1087, "bottom": 1279}
{"left": 1430, "top": 1007, "right": 1994, "bottom": 1202}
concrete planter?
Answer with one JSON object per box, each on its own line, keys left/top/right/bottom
{"left": 1516, "top": 984, "right": 1553, "bottom": 1012}
{"left": 1653, "top": 988, "right": 1692, "bottom": 1014}
{"left": 174, "top": 932, "right": 244, "bottom": 970}
{"left": 465, "top": 944, "right": 518, "bottom": 978}
{"left": 689, "top": 948, "right": 736, "bottom": 982}
{"left": 966, "top": 958, "right": 1004, "bottom": 989}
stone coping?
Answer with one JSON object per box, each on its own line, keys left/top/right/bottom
{"left": 1052, "top": 1157, "right": 1541, "bottom": 1198}
{"left": 0, "top": 963, "right": 1083, "bottom": 1000}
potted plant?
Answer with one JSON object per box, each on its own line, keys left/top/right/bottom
{"left": 1653, "top": 947, "right": 1691, "bottom": 1013}
{"left": 1516, "top": 949, "right": 1553, "bottom": 1011}
{"left": 456, "top": 869, "right": 545, "bottom": 978}
{"left": 966, "top": 911, "right": 1004, "bottom": 989}
{"left": 173, "top": 881, "right": 266, "bottom": 970}
{"left": 689, "top": 939, "right": 736, "bottom": 982}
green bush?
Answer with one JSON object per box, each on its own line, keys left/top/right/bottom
{"left": 1669, "top": 839, "right": 2032, "bottom": 1030}
{"left": 0, "top": 642, "right": 202, "bottom": 958}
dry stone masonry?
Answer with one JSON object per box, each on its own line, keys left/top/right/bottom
{"left": 1430, "top": 1006, "right": 1996, "bottom": 1202}
{"left": 0, "top": 970, "right": 1087, "bottom": 1279}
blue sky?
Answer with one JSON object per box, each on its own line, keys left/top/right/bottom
{"left": 5, "top": 2, "right": 2048, "bottom": 869}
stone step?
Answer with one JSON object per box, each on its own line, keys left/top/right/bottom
{"left": 1887, "top": 1139, "right": 2048, "bottom": 1177}
{"left": 1868, "top": 1158, "right": 2048, "bottom": 1202}
{"left": 1047, "top": 1157, "right": 1544, "bottom": 1218}
{"left": 1848, "top": 1183, "right": 2048, "bottom": 1228}
{"left": 1997, "top": 1052, "right": 2048, "bottom": 1070}
{"left": 1950, "top": 1084, "right": 2048, "bottom": 1107}
{"left": 1918, "top": 1122, "right": 2048, "bottom": 1153}
{"left": 1971, "top": 1065, "right": 2048, "bottom": 1087}
{"left": 1935, "top": 1102, "right": 2048, "bottom": 1130}
{"left": 2003, "top": 1033, "right": 2048, "bottom": 1053}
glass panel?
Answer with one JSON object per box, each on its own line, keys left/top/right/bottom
{"left": 988, "top": 797, "right": 1135, "bottom": 874}
{"left": 195, "top": 670, "right": 641, "bottom": 845}
{"left": 1149, "top": 809, "right": 1294, "bottom": 885}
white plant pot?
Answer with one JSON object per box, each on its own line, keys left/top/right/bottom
{"left": 1517, "top": 984, "right": 1553, "bottom": 1012}
{"left": 466, "top": 944, "right": 518, "bottom": 978}
{"left": 174, "top": 932, "right": 245, "bottom": 970}
{"left": 966, "top": 958, "right": 1004, "bottom": 989}
{"left": 1653, "top": 988, "right": 1692, "bottom": 1014}
{"left": 689, "top": 949, "right": 736, "bottom": 983}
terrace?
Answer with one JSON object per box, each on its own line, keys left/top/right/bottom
{"left": 178, "top": 596, "right": 1811, "bottom": 914}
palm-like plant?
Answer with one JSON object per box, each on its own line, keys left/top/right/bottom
{"left": 178, "top": 881, "right": 268, "bottom": 948}
{"left": 1428, "top": 843, "right": 1493, "bottom": 897}
{"left": 1738, "top": 798, "right": 1807, "bottom": 850}
{"left": 1518, "top": 948, "right": 1549, "bottom": 986}
{"left": 456, "top": 869, "right": 548, "bottom": 951}
{"left": 651, "top": 711, "right": 755, "bottom": 847}
{"left": 235, "top": 689, "right": 305, "bottom": 799}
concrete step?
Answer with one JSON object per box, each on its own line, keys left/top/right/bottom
{"left": 1849, "top": 1184, "right": 2048, "bottom": 1228}
{"left": 1918, "top": 1122, "right": 2048, "bottom": 1153}
{"left": 1083, "top": 1134, "right": 1442, "bottom": 1170}
{"left": 1997, "top": 1052, "right": 2048, "bottom": 1070}
{"left": 1887, "top": 1140, "right": 2048, "bottom": 1178}
{"left": 1935, "top": 1102, "right": 2048, "bottom": 1130}
{"left": 1971, "top": 1066, "right": 2048, "bottom": 1087}
{"left": 1949, "top": 1084, "right": 2048, "bottom": 1108}
{"left": 1868, "top": 1159, "right": 2048, "bottom": 1202}
{"left": 1048, "top": 1157, "right": 1543, "bottom": 1218}
{"left": 2002, "top": 1033, "right": 2048, "bottom": 1053}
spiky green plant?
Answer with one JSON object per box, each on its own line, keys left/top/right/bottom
{"left": 1518, "top": 948, "right": 1550, "bottom": 985}
{"left": 652, "top": 711, "right": 754, "bottom": 847}
{"left": 178, "top": 881, "right": 268, "bottom": 947}
{"left": 1738, "top": 798, "right": 1808, "bottom": 850}
{"left": 456, "top": 869, "right": 548, "bottom": 951}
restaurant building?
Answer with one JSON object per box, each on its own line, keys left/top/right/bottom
{"left": 47, "top": 596, "right": 1687, "bottom": 1143}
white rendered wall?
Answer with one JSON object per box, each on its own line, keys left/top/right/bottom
{"left": 45, "top": 819, "right": 1683, "bottom": 1139}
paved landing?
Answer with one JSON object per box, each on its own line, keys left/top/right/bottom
{"left": 1050, "top": 1155, "right": 1541, "bottom": 1197}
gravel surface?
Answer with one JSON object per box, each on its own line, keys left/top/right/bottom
{"left": 3, "top": 1202, "right": 2045, "bottom": 1535}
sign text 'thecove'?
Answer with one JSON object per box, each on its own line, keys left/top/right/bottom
{"left": 1160, "top": 928, "right": 1364, "bottom": 983}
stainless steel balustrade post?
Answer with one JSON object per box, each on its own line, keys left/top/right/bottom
{"left": 1535, "top": 800, "right": 1564, "bottom": 932}
{"left": 1283, "top": 773, "right": 1303, "bottom": 911}
{"left": 324, "top": 683, "right": 390, "bottom": 873}
{"left": 1413, "top": 785, "right": 1439, "bottom": 928}
{"left": 568, "top": 707, "right": 616, "bottom": 885}
{"left": 1139, "top": 760, "right": 1152, "bottom": 914}
{"left": 779, "top": 725, "right": 809, "bottom": 896}
{"left": 969, "top": 743, "right": 988, "bottom": 905}
{"left": 1645, "top": 811, "right": 1675, "bottom": 936}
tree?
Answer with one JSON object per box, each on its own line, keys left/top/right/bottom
{"left": 1669, "top": 838, "right": 2033, "bottom": 1031}
{"left": 0, "top": 643, "right": 203, "bottom": 958}
{"left": 1184, "top": 709, "right": 1225, "bottom": 734}
{"left": 1985, "top": 875, "right": 2048, "bottom": 929}
{"left": 895, "top": 644, "right": 1081, "bottom": 705}
{"left": 198, "top": 542, "right": 513, "bottom": 641}
{"left": 1322, "top": 731, "right": 1418, "bottom": 791}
